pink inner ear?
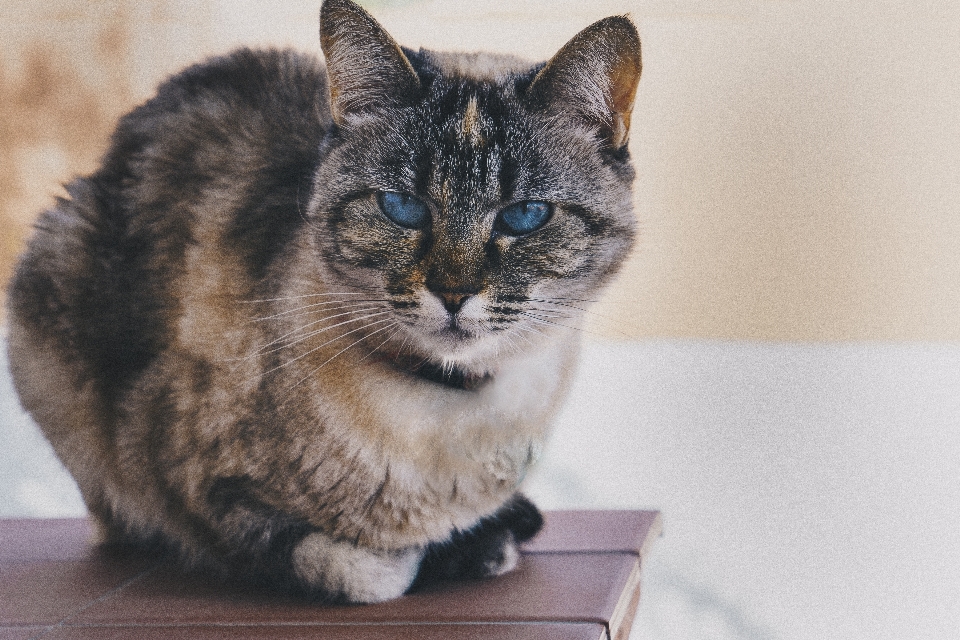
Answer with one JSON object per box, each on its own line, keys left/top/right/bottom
{"left": 608, "top": 56, "right": 641, "bottom": 147}
{"left": 528, "top": 16, "right": 641, "bottom": 148}
{"left": 609, "top": 56, "right": 641, "bottom": 116}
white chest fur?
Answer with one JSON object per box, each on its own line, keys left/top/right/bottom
{"left": 298, "top": 330, "right": 581, "bottom": 547}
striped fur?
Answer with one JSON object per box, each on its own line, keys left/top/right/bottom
{"left": 5, "top": 0, "right": 640, "bottom": 602}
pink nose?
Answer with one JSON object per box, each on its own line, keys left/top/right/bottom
{"left": 438, "top": 292, "right": 471, "bottom": 315}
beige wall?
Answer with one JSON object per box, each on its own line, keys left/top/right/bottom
{"left": 0, "top": 0, "right": 213, "bottom": 303}
{"left": 2, "top": 0, "right": 959, "bottom": 341}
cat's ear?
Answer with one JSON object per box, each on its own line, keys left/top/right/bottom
{"left": 528, "top": 16, "right": 641, "bottom": 149}
{"left": 319, "top": 0, "right": 421, "bottom": 124}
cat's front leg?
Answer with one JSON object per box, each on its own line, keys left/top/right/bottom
{"left": 203, "top": 476, "right": 421, "bottom": 603}
{"left": 292, "top": 533, "right": 423, "bottom": 603}
{"left": 413, "top": 493, "right": 543, "bottom": 587}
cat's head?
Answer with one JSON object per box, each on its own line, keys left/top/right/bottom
{"left": 307, "top": 0, "right": 640, "bottom": 375}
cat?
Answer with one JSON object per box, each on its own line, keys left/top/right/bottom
{"left": 5, "top": 0, "right": 640, "bottom": 603}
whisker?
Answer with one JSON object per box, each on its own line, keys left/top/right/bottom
{"left": 520, "top": 311, "right": 587, "bottom": 335}
{"left": 394, "top": 333, "right": 411, "bottom": 360}
{"left": 524, "top": 307, "right": 573, "bottom": 320}
{"left": 511, "top": 325, "right": 543, "bottom": 344}
{"left": 284, "top": 321, "right": 401, "bottom": 397}
{"left": 531, "top": 296, "right": 598, "bottom": 304}
{"left": 239, "top": 292, "right": 374, "bottom": 304}
{"left": 254, "top": 310, "right": 394, "bottom": 358}
{"left": 527, "top": 297, "right": 636, "bottom": 337}
{"left": 237, "top": 311, "right": 392, "bottom": 369}
{"left": 500, "top": 331, "right": 525, "bottom": 357}
{"left": 218, "top": 308, "right": 393, "bottom": 363}
{"left": 521, "top": 311, "right": 626, "bottom": 341}
{"left": 249, "top": 299, "right": 389, "bottom": 323}
{"left": 357, "top": 327, "right": 402, "bottom": 365}
{"left": 525, "top": 298, "right": 589, "bottom": 314}
{"left": 253, "top": 316, "right": 396, "bottom": 384}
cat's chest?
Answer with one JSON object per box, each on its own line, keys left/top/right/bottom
{"left": 299, "top": 335, "right": 577, "bottom": 533}
{"left": 348, "top": 337, "right": 573, "bottom": 463}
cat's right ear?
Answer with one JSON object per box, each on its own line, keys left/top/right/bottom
{"left": 319, "top": 0, "right": 421, "bottom": 125}
{"left": 528, "top": 16, "right": 641, "bottom": 150}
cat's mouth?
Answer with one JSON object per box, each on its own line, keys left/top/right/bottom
{"left": 438, "top": 322, "right": 473, "bottom": 340}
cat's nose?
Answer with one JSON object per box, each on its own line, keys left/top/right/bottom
{"left": 437, "top": 292, "right": 471, "bottom": 315}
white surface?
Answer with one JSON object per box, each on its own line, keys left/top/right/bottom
{"left": 527, "top": 339, "right": 960, "bottom": 640}
{"left": 0, "top": 339, "right": 86, "bottom": 518}
{"left": 2, "top": 337, "right": 959, "bottom": 639}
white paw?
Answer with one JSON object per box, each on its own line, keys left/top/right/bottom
{"left": 484, "top": 536, "right": 520, "bottom": 577}
{"left": 292, "top": 532, "right": 423, "bottom": 603}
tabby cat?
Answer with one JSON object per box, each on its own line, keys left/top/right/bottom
{"left": 6, "top": 0, "right": 640, "bottom": 602}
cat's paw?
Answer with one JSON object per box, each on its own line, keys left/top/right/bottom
{"left": 415, "top": 526, "right": 521, "bottom": 584}
{"left": 493, "top": 493, "right": 544, "bottom": 543}
{"left": 474, "top": 529, "right": 521, "bottom": 577}
{"left": 413, "top": 493, "right": 543, "bottom": 587}
{"left": 291, "top": 532, "right": 422, "bottom": 603}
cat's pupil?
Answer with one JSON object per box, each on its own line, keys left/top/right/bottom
{"left": 378, "top": 191, "right": 430, "bottom": 229}
{"left": 496, "top": 201, "right": 553, "bottom": 236}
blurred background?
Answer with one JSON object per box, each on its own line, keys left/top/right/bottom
{"left": 1, "top": 1, "right": 958, "bottom": 639}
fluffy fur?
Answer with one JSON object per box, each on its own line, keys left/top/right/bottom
{"left": 6, "top": 0, "right": 640, "bottom": 602}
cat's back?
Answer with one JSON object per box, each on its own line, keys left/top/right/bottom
{"left": 6, "top": 47, "right": 329, "bottom": 438}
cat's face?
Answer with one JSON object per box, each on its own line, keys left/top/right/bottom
{"left": 308, "top": 1, "right": 640, "bottom": 372}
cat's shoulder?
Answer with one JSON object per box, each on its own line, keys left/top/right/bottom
{"left": 145, "top": 47, "right": 326, "bottom": 114}
{"left": 106, "top": 47, "right": 329, "bottom": 162}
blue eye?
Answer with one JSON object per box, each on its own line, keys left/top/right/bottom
{"left": 496, "top": 201, "right": 553, "bottom": 236}
{"left": 378, "top": 191, "right": 430, "bottom": 229}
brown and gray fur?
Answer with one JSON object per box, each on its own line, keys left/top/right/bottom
{"left": 5, "top": 0, "right": 640, "bottom": 602}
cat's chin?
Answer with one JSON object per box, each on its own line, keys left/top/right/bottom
{"left": 420, "top": 333, "right": 493, "bottom": 369}
{"left": 390, "top": 328, "right": 513, "bottom": 379}
{"left": 431, "top": 325, "right": 481, "bottom": 347}
{"left": 370, "top": 327, "right": 496, "bottom": 377}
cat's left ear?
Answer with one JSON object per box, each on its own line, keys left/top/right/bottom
{"left": 528, "top": 16, "right": 641, "bottom": 150}
{"left": 319, "top": 0, "right": 421, "bottom": 125}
